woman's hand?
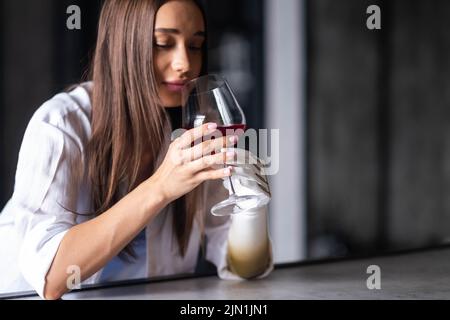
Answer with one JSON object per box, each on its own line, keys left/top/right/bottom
{"left": 147, "top": 123, "right": 238, "bottom": 205}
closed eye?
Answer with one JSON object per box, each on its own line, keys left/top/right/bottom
{"left": 189, "top": 46, "right": 203, "bottom": 51}
{"left": 155, "top": 43, "right": 203, "bottom": 51}
{"left": 155, "top": 43, "right": 172, "bottom": 49}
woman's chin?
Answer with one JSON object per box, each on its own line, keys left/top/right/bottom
{"left": 160, "top": 95, "right": 181, "bottom": 108}
{"left": 163, "top": 104, "right": 181, "bottom": 108}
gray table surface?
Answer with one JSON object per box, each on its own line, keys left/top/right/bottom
{"left": 13, "top": 247, "right": 450, "bottom": 300}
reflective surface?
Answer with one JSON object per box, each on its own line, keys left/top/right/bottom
{"left": 7, "top": 246, "right": 450, "bottom": 300}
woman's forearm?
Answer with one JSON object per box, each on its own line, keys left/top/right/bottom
{"left": 226, "top": 208, "right": 271, "bottom": 279}
{"left": 43, "top": 179, "right": 166, "bottom": 300}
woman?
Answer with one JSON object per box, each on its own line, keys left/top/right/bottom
{"left": 0, "top": 0, "right": 273, "bottom": 300}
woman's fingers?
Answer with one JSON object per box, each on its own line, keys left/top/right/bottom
{"left": 184, "top": 135, "right": 239, "bottom": 161}
{"left": 195, "top": 166, "right": 234, "bottom": 183}
{"left": 176, "top": 123, "right": 218, "bottom": 149}
{"left": 188, "top": 149, "right": 236, "bottom": 173}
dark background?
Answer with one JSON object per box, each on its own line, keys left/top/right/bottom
{"left": 1, "top": 0, "right": 450, "bottom": 266}
{"left": 306, "top": 0, "right": 450, "bottom": 258}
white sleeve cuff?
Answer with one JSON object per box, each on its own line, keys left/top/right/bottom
{"left": 19, "top": 229, "right": 68, "bottom": 299}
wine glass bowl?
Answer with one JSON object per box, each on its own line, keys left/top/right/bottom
{"left": 182, "top": 74, "right": 246, "bottom": 129}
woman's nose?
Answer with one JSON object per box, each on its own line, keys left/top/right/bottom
{"left": 171, "top": 46, "right": 190, "bottom": 75}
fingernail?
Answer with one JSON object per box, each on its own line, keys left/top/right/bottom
{"left": 208, "top": 123, "right": 217, "bottom": 131}
{"left": 224, "top": 168, "right": 231, "bottom": 175}
{"left": 229, "top": 135, "right": 238, "bottom": 143}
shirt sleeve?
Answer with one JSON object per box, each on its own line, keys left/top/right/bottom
{"left": 11, "top": 114, "right": 95, "bottom": 299}
{"left": 203, "top": 180, "right": 274, "bottom": 280}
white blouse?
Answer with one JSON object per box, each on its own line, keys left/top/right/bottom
{"left": 0, "top": 83, "right": 273, "bottom": 299}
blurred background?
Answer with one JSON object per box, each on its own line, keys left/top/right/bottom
{"left": 2, "top": 0, "right": 450, "bottom": 293}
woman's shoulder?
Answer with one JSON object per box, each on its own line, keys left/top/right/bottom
{"left": 29, "top": 82, "right": 93, "bottom": 142}
{"left": 31, "top": 82, "right": 92, "bottom": 126}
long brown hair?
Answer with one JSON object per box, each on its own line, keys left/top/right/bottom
{"left": 86, "top": 0, "right": 208, "bottom": 259}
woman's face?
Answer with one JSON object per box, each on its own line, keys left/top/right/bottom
{"left": 153, "top": 0, "right": 205, "bottom": 108}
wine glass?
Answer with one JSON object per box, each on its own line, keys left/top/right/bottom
{"left": 181, "top": 74, "right": 260, "bottom": 216}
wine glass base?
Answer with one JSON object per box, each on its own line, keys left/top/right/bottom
{"left": 210, "top": 194, "right": 268, "bottom": 217}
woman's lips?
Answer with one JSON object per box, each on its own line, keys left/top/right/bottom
{"left": 163, "top": 82, "right": 186, "bottom": 92}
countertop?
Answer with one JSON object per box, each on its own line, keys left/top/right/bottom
{"left": 12, "top": 246, "right": 450, "bottom": 300}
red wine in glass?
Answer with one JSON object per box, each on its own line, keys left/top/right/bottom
{"left": 183, "top": 124, "right": 246, "bottom": 155}
{"left": 216, "top": 124, "right": 247, "bottom": 136}
{"left": 184, "top": 124, "right": 246, "bottom": 144}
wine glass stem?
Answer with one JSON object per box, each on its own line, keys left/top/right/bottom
{"left": 226, "top": 163, "right": 236, "bottom": 194}
{"left": 228, "top": 175, "right": 236, "bottom": 194}
{"left": 227, "top": 171, "right": 245, "bottom": 211}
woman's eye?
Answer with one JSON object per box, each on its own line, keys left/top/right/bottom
{"left": 189, "top": 43, "right": 204, "bottom": 51}
{"left": 154, "top": 42, "right": 202, "bottom": 51}
{"left": 155, "top": 43, "right": 172, "bottom": 49}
